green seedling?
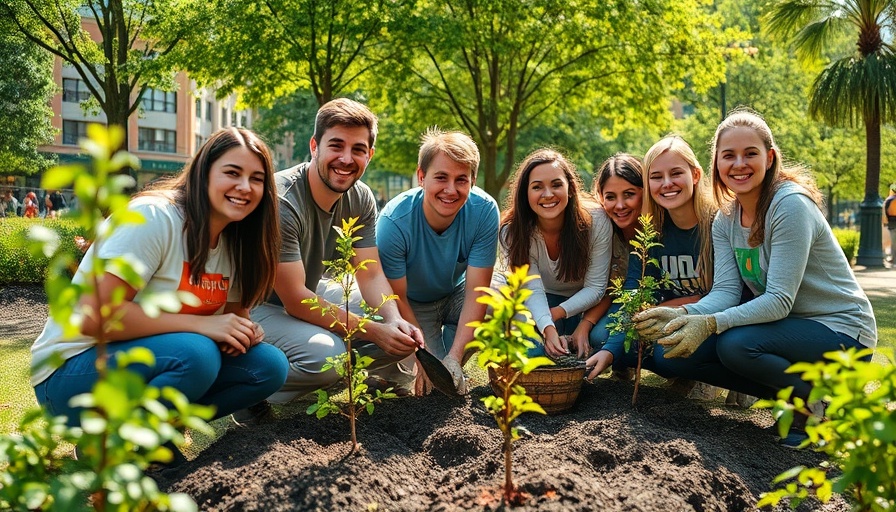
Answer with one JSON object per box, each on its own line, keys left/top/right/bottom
{"left": 607, "top": 214, "right": 671, "bottom": 405}
{"left": 303, "top": 217, "right": 398, "bottom": 453}
{"left": 467, "top": 265, "right": 554, "bottom": 504}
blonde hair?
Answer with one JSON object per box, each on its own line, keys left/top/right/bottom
{"left": 642, "top": 135, "right": 716, "bottom": 291}
{"left": 417, "top": 127, "right": 480, "bottom": 179}
{"left": 709, "top": 109, "right": 822, "bottom": 247}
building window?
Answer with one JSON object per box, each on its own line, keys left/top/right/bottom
{"left": 205, "top": 101, "right": 212, "bottom": 121}
{"left": 195, "top": 98, "right": 201, "bottom": 118}
{"left": 138, "top": 128, "right": 177, "bottom": 153}
{"left": 62, "top": 120, "right": 90, "bottom": 145}
{"left": 142, "top": 88, "right": 176, "bottom": 113}
{"left": 62, "top": 79, "right": 91, "bottom": 103}
{"left": 240, "top": 115, "right": 248, "bottom": 127}
{"left": 221, "top": 107, "right": 227, "bottom": 126}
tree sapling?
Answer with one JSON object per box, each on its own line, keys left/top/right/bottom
{"left": 467, "top": 265, "right": 554, "bottom": 504}
{"left": 303, "top": 217, "right": 399, "bottom": 453}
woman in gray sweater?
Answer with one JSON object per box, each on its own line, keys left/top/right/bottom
{"left": 634, "top": 110, "right": 877, "bottom": 446}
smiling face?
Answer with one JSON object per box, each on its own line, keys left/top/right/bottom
{"left": 310, "top": 124, "right": 374, "bottom": 195}
{"left": 600, "top": 174, "right": 643, "bottom": 232}
{"left": 647, "top": 151, "right": 700, "bottom": 215}
{"left": 527, "top": 162, "right": 570, "bottom": 226}
{"left": 715, "top": 126, "right": 774, "bottom": 204}
{"left": 417, "top": 151, "right": 473, "bottom": 232}
{"left": 207, "top": 145, "right": 266, "bottom": 239}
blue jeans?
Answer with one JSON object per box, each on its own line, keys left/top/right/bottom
{"left": 716, "top": 317, "right": 865, "bottom": 400}
{"left": 33, "top": 333, "right": 289, "bottom": 426}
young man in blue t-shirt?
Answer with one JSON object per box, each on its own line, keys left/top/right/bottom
{"left": 376, "top": 128, "right": 500, "bottom": 395}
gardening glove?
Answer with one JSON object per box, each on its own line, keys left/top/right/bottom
{"left": 657, "top": 314, "right": 716, "bottom": 359}
{"left": 442, "top": 356, "right": 469, "bottom": 395}
{"left": 633, "top": 306, "right": 685, "bottom": 341}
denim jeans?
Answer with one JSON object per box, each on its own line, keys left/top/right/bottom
{"left": 33, "top": 333, "right": 289, "bottom": 426}
{"left": 716, "top": 317, "right": 866, "bottom": 400}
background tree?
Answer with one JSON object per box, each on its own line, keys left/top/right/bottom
{"left": 766, "top": 0, "right": 896, "bottom": 266}
{"left": 0, "top": 26, "right": 55, "bottom": 176}
{"left": 2, "top": 0, "right": 188, "bottom": 154}
{"left": 387, "top": 0, "right": 728, "bottom": 197}
{"left": 175, "top": 0, "right": 400, "bottom": 108}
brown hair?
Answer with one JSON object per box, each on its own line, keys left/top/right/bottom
{"left": 139, "top": 127, "right": 280, "bottom": 309}
{"left": 313, "top": 98, "right": 378, "bottom": 148}
{"left": 709, "top": 109, "right": 822, "bottom": 247}
{"left": 501, "top": 148, "right": 594, "bottom": 282}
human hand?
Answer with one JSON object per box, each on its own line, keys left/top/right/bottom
{"left": 543, "top": 328, "right": 569, "bottom": 358}
{"left": 364, "top": 320, "right": 418, "bottom": 357}
{"left": 442, "top": 356, "right": 469, "bottom": 395}
{"left": 584, "top": 350, "right": 613, "bottom": 382}
{"left": 252, "top": 322, "right": 265, "bottom": 346}
{"left": 633, "top": 306, "right": 685, "bottom": 341}
{"left": 658, "top": 315, "right": 716, "bottom": 358}
{"left": 570, "top": 323, "right": 592, "bottom": 359}
{"left": 199, "top": 313, "right": 255, "bottom": 355}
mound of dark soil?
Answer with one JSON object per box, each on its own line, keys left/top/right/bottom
{"left": 158, "top": 379, "right": 847, "bottom": 511}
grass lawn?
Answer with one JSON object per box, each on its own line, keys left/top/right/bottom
{"left": 1, "top": 293, "right": 893, "bottom": 447}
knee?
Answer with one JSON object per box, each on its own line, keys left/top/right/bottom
{"left": 715, "top": 329, "right": 754, "bottom": 367}
{"left": 250, "top": 343, "right": 289, "bottom": 390}
{"left": 146, "top": 333, "right": 222, "bottom": 385}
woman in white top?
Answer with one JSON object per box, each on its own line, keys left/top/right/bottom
{"left": 497, "top": 148, "right": 612, "bottom": 358}
{"left": 32, "top": 127, "right": 288, "bottom": 427}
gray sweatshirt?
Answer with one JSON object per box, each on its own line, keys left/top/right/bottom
{"left": 686, "top": 182, "right": 876, "bottom": 348}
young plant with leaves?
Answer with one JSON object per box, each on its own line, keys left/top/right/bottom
{"left": 0, "top": 125, "right": 212, "bottom": 511}
{"left": 303, "top": 217, "right": 399, "bottom": 453}
{"left": 756, "top": 347, "right": 896, "bottom": 511}
{"left": 467, "top": 265, "right": 554, "bottom": 504}
{"left": 606, "top": 214, "right": 671, "bottom": 405}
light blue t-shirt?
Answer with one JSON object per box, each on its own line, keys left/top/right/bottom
{"left": 376, "top": 186, "right": 499, "bottom": 303}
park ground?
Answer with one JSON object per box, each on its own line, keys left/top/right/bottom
{"left": 0, "top": 265, "right": 893, "bottom": 510}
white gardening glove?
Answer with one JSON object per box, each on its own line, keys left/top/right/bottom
{"left": 657, "top": 315, "right": 716, "bottom": 358}
{"left": 442, "top": 356, "right": 469, "bottom": 395}
{"left": 633, "top": 306, "right": 685, "bottom": 341}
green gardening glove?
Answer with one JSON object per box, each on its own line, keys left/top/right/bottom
{"left": 633, "top": 306, "right": 686, "bottom": 341}
{"left": 657, "top": 315, "right": 716, "bottom": 358}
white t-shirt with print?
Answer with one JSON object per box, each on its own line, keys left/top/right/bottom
{"left": 31, "top": 195, "right": 240, "bottom": 386}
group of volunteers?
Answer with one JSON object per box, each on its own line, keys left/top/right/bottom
{"left": 30, "top": 98, "right": 877, "bottom": 452}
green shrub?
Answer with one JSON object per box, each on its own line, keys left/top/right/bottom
{"left": 832, "top": 228, "right": 860, "bottom": 264}
{"left": 756, "top": 347, "right": 896, "bottom": 511}
{"left": 0, "top": 218, "right": 87, "bottom": 284}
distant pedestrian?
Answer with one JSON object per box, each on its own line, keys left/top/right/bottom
{"left": 2, "top": 190, "right": 19, "bottom": 217}
{"left": 884, "top": 183, "right": 896, "bottom": 263}
{"left": 23, "top": 192, "right": 39, "bottom": 218}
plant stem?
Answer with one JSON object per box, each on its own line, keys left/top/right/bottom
{"left": 633, "top": 342, "right": 644, "bottom": 406}
{"left": 502, "top": 367, "right": 514, "bottom": 502}
{"left": 344, "top": 295, "right": 358, "bottom": 453}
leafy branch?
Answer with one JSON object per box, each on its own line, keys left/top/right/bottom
{"left": 606, "top": 214, "right": 671, "bottom": 405}
{"left": 467, "top": 265, "right": 554, "bottom": 504}
{"left": 303, "top": 217, "right": 398, "bottom": 453}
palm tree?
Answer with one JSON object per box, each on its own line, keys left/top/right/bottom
{"left": 766, "top": 0, "right": 896, "bottom": 267}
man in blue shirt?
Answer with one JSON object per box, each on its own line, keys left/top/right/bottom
{"left": 377, "top": 128, "right": 500, "bottom": 395}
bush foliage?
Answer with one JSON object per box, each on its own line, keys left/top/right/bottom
{"left": 0, "top": 218, "right": 87, "bottom": 284}
{"left": 832, "top": 228, "right": 860, "bottom": 263}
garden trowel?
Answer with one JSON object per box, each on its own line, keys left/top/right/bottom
{"left": 414, "top": 346, "right": 461, "bottom": 397}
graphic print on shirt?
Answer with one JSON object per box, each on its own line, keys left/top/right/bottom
{"left": 735, "top": 246, "right": 766, "bottom": 295}
{"left": 177, "top": 261, "right": 229, "bottom": 315}
{"left": 660, "top": 254, "right": 704, "bottom": 297}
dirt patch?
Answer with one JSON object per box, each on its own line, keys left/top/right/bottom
{"left": 0, "top": 284, "right": 48, "bottom": 339}
{"left": 158, "top": 379, "right": 847, "bottom": 511}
